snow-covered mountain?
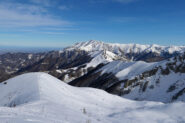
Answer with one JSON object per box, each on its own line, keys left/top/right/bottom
{"left": 67, "top": 40, "right": 185, "bottom": 62}
{"left": 1, "top": 72, "right": 185, "bottom": 123}
{"left": 69, "top": 40, "right": 185, "bottom": 54}
{"left": 0, "top": 40, "right": 185, "bottom": 103}
{"left": 1, "top": 40, "right": 184, "bottom": 83}
{"left": 70, "top": 53, "right": 185, "bottom": 103}
{"left": 68, "top": 40, "right": 185, "bottom": 60}
{"left": 1, "top": 40, "right": 185, "bottom": 122}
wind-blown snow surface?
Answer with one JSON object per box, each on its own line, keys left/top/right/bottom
{"left": 0, "top": 73, "right": 185, "bottom": 123}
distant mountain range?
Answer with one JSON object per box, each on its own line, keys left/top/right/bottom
{"left": 0, "top": 40, "right": 185, "bottom": 103}
{"left": 0, "top": 46, "right": 63, "bottom": 54}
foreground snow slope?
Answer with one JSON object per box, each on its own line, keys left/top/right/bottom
{"left": 0, "top": 73, "right": 185, "bottom": 123}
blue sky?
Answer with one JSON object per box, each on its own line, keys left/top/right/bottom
{"left": 0, "top": 0, "right": 185, "bottom": 47}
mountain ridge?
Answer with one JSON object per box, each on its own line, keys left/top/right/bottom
{"left": 0, "top": 40, "right": 185, "bottom": 103}
{"left": 70, "top": 53, "right": 185, "bottom": 103}
{"left": 68, "top": 40, "right": 185, "bottom": 54}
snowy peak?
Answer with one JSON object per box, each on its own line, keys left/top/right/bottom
{"left": 0, "top": 73, "right": 70, "bottom": 107}
{"left": 69, "top": 40, "right": 105, "bottom": 52}
{"left": 102, "top": 50, "right": 126, "bottom": 61}
{"left": 0, "top": 72, "right": 125, "bottom": 107}
{"left": 68, "top": 40, "right": 185, "bottom": 55}
{"left": 86, "top": 50, "right": 127, "bottom": 69}
{"left": 75, "top": 40, "right": 103, "bottom": 47}
{"left": 91, "top": 50, "right": 126, "bottom": 62}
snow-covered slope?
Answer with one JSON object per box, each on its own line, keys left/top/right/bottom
{"left": 86, "top": 50, "right": 127, "bottom": 68}
{"left": 54, "top": 50, "right": 127, "bottom": 83}
{"left": 70, "top": 54, "right": 185, "bottom": 103}
{"left": 1, "top": 72, "right": 185, "bottom": 123}
{"left": 69, "top": 40, "right": 185, "bottom": 55}
{"left": 118, "top": 55, "right": 185, "bottom": 103}
{"left": 99, "top": 58, "right": 185, "bottom": 102}
{"left": 99, "top": 60, "right": 157, "bottom": 79}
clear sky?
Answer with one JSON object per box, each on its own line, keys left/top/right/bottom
{"left": 0, "top": 0, "right": 185, "bottom": 47}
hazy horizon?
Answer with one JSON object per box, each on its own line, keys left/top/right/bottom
{"left": 0, "top": 45, "right": 63, "bottom": 53}
{"left": 1, "top": 40, "right": 185, "bottom": 50}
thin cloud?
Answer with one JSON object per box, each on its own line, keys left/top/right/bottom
{"left": 114, "top": 0, "right": 138, "bottom": 4}
{"left": 42, "top": 32, "right": 65, "bottom": 35}
{"left": 110, "top": 16, "right": 158, "bottom": 24}
{"left": 0, "top": 2, "right": 72, "bottom": 27}
{"left": 111, "top": 17, "right": 137, "bottom": 23}
{"left": 58, "top": 5, "right": 70, "bottom": 10}
{"left": 90, "top": 0, "right": 139, "bottom": 4}
{"left": 29, "top": 0, "right": 52, "bottom": 7}
{"left": 43, "top": 27, "right": 79, "bottom": 31}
